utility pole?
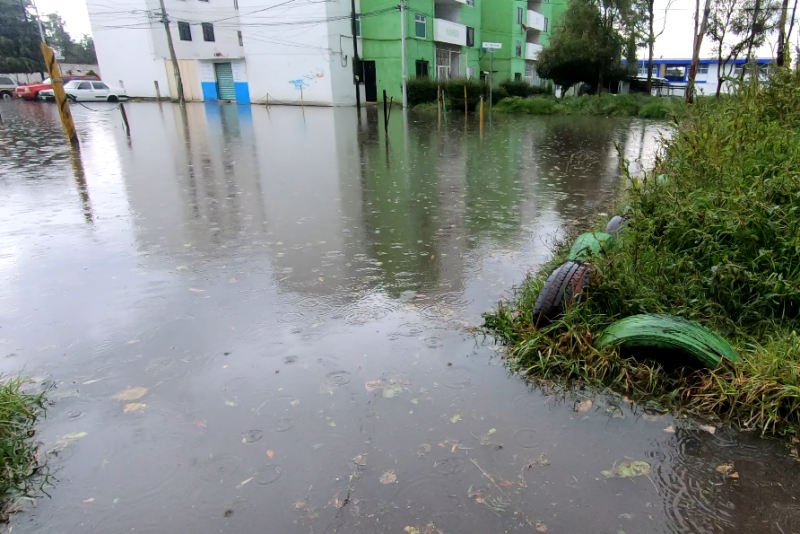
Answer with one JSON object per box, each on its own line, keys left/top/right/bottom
{"left": 158, "top": 0, "right": 185, "bottom": 104}
{"left": 31, "top": 0, "right": 78, "bottom": 146}
{"left": 399, "top": 0, "right": 408, "bottom": 109}
{"left": 350, "top": 0, "right": 361, "bottom": 113}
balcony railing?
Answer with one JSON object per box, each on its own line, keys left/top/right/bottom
{"left": 525, "top": 43, "right": 543, "bottom": 61}
{"left": 527, "top": 10, "right": 546, "bottom": 32}
{"left": 434, "top": 18, "right": 467, "bottom": 46}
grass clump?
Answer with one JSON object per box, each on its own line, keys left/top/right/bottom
{"left": 494, "top": 96, "right": 557, "bottom": 115}
{"left": 494, "top": 94, "right": 685, "bottom": 118}
{"left": 0, "top": 379, "right": 48, "bottom": 519}
{"left": 484, "top": 69, "right": 800, "bottom": 437}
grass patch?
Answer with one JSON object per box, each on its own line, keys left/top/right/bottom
{"left": 0, "top": 379, "right": 48, "bottom": 519}
{"left": 484, "top": 69, "right": 800, "bottom": 437}
{"left": 494, "top": 94, "right": 685, "bottom": 118}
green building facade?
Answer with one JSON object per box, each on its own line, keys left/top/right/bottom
{"left": 360, "top": 0, "right": 482, "bottom": 103}
{"left": 479, "top": 0, "right": 567, "bottom": 86}
{"left": 359, "top": 0, "right": 565, "bottom": 103}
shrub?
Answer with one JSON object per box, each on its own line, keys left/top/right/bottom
{"left": 638, "top": 99, "right": 681, "bottom": 119}
{"left": 494, "top": 96, "right": 557, "bottom": 114}
{"left": 407, "top": 78, "right": 439, "bottom": 106}
{"left": 499, "top": 80, "right": 534, "bottom": 98}
{"left": 445, "top": 78, "right": 486, "bottom": 111}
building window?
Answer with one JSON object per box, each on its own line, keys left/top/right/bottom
{"left": 415, "top": 15, "right": 426, "bottom": 38}
{"left": 698, "top": 64, "right": 709, "bottom": 75}
{"left": 544, "top": 17, "right": 548, "bottom": 32}
{"left": 466, "top": 0, "right": 474, "bottom": 4}
{"left": 517, "top": 7, "right": 524, "bottom": 24}
{"left": 355, "top": 15, "right": 361, "bottom": 37}
{"left": 202, "top": 22, "right": 215, "bottom": 42}
{"left": 466, "top": 26, "right": 474, "bottom": 47}
{"left": 178, "top": 21, "right": 192, "bottom": 41}
{"left": 416, "top": 60, "right": 429, "bottom": 78}
{"left": 514, "top": 72, "right": 522, "bottom": 81}
{"left": 516, "top": 41, "right": 522, "bottom": 57}
{"left": 237, "top": 30, "right": 243, "bottom": 46}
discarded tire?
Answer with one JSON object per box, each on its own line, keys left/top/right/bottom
{"left": 567, "top": 232, "right": 615, "bottom": 261}
{"left": 605, "top": 215, "right": 627, "bottom": 235}
{"left": 532, "top": 261, "right": 595, "bottom": 326}
{"left": 596, "top": 314, "right": 740, "bottom": 368}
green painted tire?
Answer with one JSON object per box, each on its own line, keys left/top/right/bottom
{"left": 567, "top": 232, "right": 616, "bottom": 261}
{"left": 596, "top": 314, "right": 740, "bottom": 368}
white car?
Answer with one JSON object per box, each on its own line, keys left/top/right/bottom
{"left": 0, "top": 76, "right": 17, "bottom": 98}
{"left": 39, "top": 80, "right": 128, "bottom": 103}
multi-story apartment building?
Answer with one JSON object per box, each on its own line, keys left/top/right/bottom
{"left": 86, "top": 0, "right": 564, "bottom": 106}
{"left": 360, "top": 0, "right": 482, "bottom": 104}
{"left": 479, "top": 0, "right": 565, "bottom": 86}
{"left": 87, "top": 0, "right": 250, "bottom": 102}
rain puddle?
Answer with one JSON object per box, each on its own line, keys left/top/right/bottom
{"left": 0, "top": 100, "right": 798, "bottom": 533}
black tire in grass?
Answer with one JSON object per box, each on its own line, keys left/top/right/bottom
{"left": 532, "top": 261, "right": 594, "bottom": 326}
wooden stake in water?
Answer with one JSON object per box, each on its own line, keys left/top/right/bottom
{"left": 41, "top": 43, "right": 78, "bottom": 147}
{"left": 464, "top": 84, "right": 468, "bottom": 114}
{"left": 119, "top": 102, "right": 131, "bottom": 137}
{"left": 479, "top": 95, "right": 485, "bottom": 136}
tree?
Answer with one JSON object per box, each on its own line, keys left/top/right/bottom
{"left": 637, "top": 0, "right": 676, "bottom": 91}
{"left": 43, "top": 13, "right": 97, "bottom": 64}
{"left": 537, "top": 0, "right": 625, "bottom": 94}
{"left": 0, "top": 0, "right": 43, "bottom": 73}
{"left": 686, "top": 0, "right": 712, "bottom": 103}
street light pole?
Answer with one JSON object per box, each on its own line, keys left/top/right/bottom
{"left": 400, "top": 0, "right": 408, "bottom": 109}
{"left": 350, "top": 0, "right": 361, "bottom": 113}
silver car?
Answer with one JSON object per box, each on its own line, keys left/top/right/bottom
{"left": 0, "top": 76, "right": 17, "bottom": 98}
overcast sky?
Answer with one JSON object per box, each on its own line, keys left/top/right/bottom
{"left": 37, "top": 0, "right": 778, "bottom": 60}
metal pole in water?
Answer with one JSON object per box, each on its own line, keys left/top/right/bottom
{"left": 399, "top": 0, "right": 408, "bottom": 109}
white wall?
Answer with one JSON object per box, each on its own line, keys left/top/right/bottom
{"left": 87, "top": 0, "right": 169, "bottom": 98}
{"left": 240, "top": 0, "right": 357, "bottom": 106}
{"left": 147, "top": 0, "right": 244, "bottom": 61}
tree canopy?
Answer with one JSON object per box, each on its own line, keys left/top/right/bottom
{"left": 0, "top": 0, "right": 96, "bottom": 74}
{"left": 536, "top": 0, "right": 631, "bottom": 93}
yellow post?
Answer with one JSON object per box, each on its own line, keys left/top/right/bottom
{"left": 41, "top": 43, "right": 78, "bottom": 147}
{"left": 479, "top": 95, "right": 485, "bottom": 136}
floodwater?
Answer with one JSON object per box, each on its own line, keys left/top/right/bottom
{"left": 0, "top": 100, "right": 798, "bottom": 534}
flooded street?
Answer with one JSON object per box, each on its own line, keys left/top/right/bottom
{"left": 1, "top": 100, "right": 799, "bottom": 533}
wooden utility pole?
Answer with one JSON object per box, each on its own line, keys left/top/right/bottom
{"left": 31, "top": 0, "right": 78, "bottom": 146}
{"left": 350, "top": 0, "right": 361, "bottom": 113}
{"left": 158, "top": 0, "right": 185, "bottom": 104}
{"left": 686, "top": 0, "right": 712, "bottom": 104}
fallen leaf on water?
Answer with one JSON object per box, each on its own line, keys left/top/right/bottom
{"left": 535, "top": 522, "right": 549, "bottom": 533}
{"left": 236, "top": 476, "right": 254, "bottom": 489}
{"left": 123, "top": 402, "right": 146, "bottom": 414}
{"left": 601, "top": 459, "right": 651, "bottom": 479}
{"left": 663, "top": 425, "right": 676, "bottom": 433}
{"left": 379, "top": 470, "right": 397, "bottom": 485}
{"left": 498, "top": 479, "right": 514, "bottom": 489}
{"left": 266, "top": 449, "right": 275, "bottom": 459}
{"left": 404, "top": 527, "right": 421, "bottom": 534}
{"left": 416, "top": 443, "right": 432, "bottom": 457}
{"left": 698, "top": 424, "right": 717, "bottom": 434}
{"left": 574, "top": 399, "right": 593, "bottom": 413}
{"left": 352, "top": 453, "right": 367, "bottom": 466}
{"left": 716, "top": 463, "right": 739, "bottom": 479}
{"left": 60, "top": 431, "right": 88, "bottom": 443}
{"left": 82, "top": 498, "right": 95, "bottom": 504}
{"left": 450, "top": 414, "right": 462, "bottom": 424}
{"left": 113, "top": 387, "right": 148, "bottom": 402}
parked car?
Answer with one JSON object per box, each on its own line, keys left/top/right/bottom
{"left": 15, "top": 74, "right": 100, "bottom": 101}
{"left": 39, "top": 80, "right": 128, "bottom": 103}
{"left": 0, "top": 76, "right": 17, "bottom": 98}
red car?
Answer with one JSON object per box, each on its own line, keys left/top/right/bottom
{"left": 15, "top": 74, "right": 100, "bottom": 101}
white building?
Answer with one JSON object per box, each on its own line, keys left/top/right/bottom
{"left": 87, "top": 0, "right": 360, "bottom": 105}
{"left": 634, "top": 57, "right": 773, "bottom": 97}
{"left": 238, "top": 0, "right": 359, "bottom": 106}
